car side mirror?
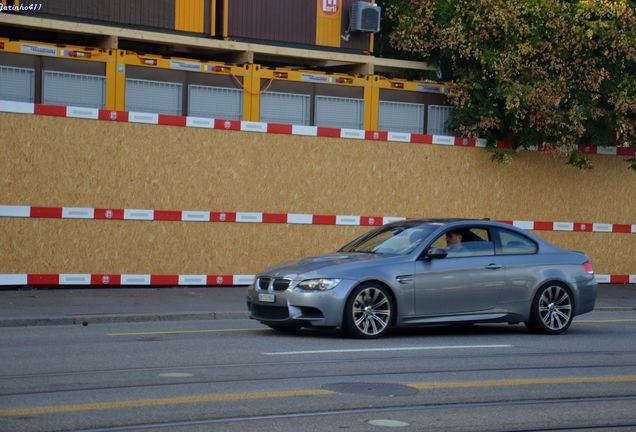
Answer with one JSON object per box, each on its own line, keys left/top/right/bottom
{"left": 424, "top": 247, "right": 448, "bottom": 260}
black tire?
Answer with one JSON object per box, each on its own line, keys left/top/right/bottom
{"left": 343, "top": 283, "right": 393, "bottom": 339}
{"left": 525, "top": 282, "right": 574, "bottom": 335}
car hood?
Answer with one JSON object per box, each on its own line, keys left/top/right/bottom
{"left": 259, "top": 253, "right": 390, "bottom": 279}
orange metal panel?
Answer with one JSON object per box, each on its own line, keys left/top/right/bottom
{"left": 175, "top": 0, "right": 204, "bottom": 33}
{"left": 316, "top": 0, "right": 342, "bottom": 47}
{"left": 223, "top": 0, "right": 229, "bottom": 37}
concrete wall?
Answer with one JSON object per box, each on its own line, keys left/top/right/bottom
{"left": 1, "top": 113, "right": 634, "bottom": 275}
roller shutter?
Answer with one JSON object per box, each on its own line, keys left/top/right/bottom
{"left": 0, "top": 66, "right": 35, "bottom": 103}
{"left": 188, "top": 85, "right": 243, "bottom": 120}
{"left": 43, "top": 70, "right": 106, "bottom": 108}
{"left": 260, "top": 91, "right": 310, "bottom": 125}
{"left": 379, "top": 100, "right": 425, "bottom": 134}
{"left": 125, "top": 78, "right": 182, "bottom": 115}
{"left": 315, "top": 96, "right": 364, "bottom": 129}
{"left": 427, "top": 105, "right": 454, "bottom": 136}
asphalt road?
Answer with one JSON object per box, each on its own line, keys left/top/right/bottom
{"left": 0, "top": 284, "right": 634, "bottom": 327}
{"left": 2, "top": 311, "right": 636, "bottom": 431}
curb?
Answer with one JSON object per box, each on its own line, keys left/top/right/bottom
{"left": 0, "top": 317, "right": 76, "bottom": 327}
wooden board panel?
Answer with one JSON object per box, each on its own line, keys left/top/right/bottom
{"left": 1, "top": 113, "right": 634, "bottom": 274}
{"left": 1, "top": 218, "right": 633, "bottom": 275}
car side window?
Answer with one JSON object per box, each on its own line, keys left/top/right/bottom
{"left": 496, "top": 229, "right": 538, "bottom": 255}
{"left": 430, "top": 227, "right": 495, "bottom": 258}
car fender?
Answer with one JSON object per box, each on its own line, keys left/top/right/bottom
{"left": 346, "top": 276, "right": 406, "bottom": 322}
{"left": 528, "top": 268, "right": 576, "bottom": 309}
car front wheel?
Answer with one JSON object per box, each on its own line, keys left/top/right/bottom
{"left": 526, "top": 282, "right": 574, "bottom": 335}
{"left": 343, "top": 283, "right": 393, "bottom": 339}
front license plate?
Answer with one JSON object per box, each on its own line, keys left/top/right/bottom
{"left": 258, "top": 293, "right": 276, "bottom": 303}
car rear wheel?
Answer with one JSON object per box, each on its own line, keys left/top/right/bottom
{"left": 525, "top": 282, "right": 574, "bottom": 335}
{"left": 343, "top": 283, "right": 393, "bottom": 339}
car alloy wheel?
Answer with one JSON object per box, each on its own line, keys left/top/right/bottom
{"left": 526, "top": 283, "right": 573, "bottom": 335}
{"left": 344, "top": 284, "right": 393, "bottom": 338}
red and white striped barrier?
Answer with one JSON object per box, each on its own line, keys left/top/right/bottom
{"left": 0, "top": 274, "right": 254, "bottom": 286}
{"left": 0, "top": 274, "right": 636, "bottom": 287}
{"left": 0, "top": 273, "right": 633, "bottom": 286}
{"left": 1, "top": 205, "right": 634, "bottom": 234}
{"left": 1, "top": 100, "right": 635, "bottom": 156}
{"left": 593, "top": 275, "right": 636, "bottom": 284}
{"left": 502, "top": 220, "right": 636, "bottom": 234}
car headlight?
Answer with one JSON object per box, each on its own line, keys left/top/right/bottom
{"left": 297, "top": 278, "right": 341, "bottom": 291}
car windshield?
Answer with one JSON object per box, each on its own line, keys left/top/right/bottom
{"left": 340, "top": 224, "right": 437, "bottom": 255}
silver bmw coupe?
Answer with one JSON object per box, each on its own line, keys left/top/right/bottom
{"left": 247, "top": 219, "right": 597, "bottom": 338}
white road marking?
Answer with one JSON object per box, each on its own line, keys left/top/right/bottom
{"left": 159, "top": 373, "right": 194, "bottom": 378}
{"left": 368, "top": 419, "right": 410, "bottom": 427}
{"left": 263, "top": 344, "right": 513, "bottom": 356}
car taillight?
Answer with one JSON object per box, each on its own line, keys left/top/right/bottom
{"left": 583, "top": 262, "right": 594, "bottom": 274}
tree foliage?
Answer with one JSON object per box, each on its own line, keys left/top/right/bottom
{"left": 386, "top": 0, "right": 636, "bottom": 169}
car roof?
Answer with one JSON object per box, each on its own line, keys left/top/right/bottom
{"left": 384, "top": 218, "right": 526, "bottom": 234}
{"left": 385, "top": 218, "right": 490, "bottom": 227}
{"left": 372, "top": 218, "right": 563, "bottom": 254}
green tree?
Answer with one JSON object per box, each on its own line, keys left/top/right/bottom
{"left": 386, "top": 0, "right": 636, "bottom": 169}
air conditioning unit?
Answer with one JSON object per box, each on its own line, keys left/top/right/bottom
{"left": 349, "top": 2, "right": 381, "bottom": 33}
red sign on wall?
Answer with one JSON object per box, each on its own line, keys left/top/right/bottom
{"left": 322, "top": 0, "right": 339, "bottom": 15}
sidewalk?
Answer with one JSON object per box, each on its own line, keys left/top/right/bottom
{"left": 0, "top": 285, "right": 634, "bottom": 327}
{"left": 0, "top": 287, "right": 247, "bottom": 327}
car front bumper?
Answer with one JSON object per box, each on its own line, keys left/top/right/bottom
{"left": 246, "top": 279, "right": 358, "bottom": 327}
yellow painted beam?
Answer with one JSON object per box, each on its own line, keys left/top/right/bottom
{"left": 114, "top": 50, "right": 127, "bottom": 111}
{"left": 365, "top": 76, "right": 380, "bottom": 130}
{"left": 239, "top": 64, "right": 253, "bottom": 121}
{"left": 246, "top": 64, "right": 261, "bottom": 122}
{"left": 104, "top": 50, "right": 117, "bottom": 110}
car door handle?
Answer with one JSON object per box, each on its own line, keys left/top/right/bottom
{"left": 485, "top": 264, "right": 502, "bottom": 270}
